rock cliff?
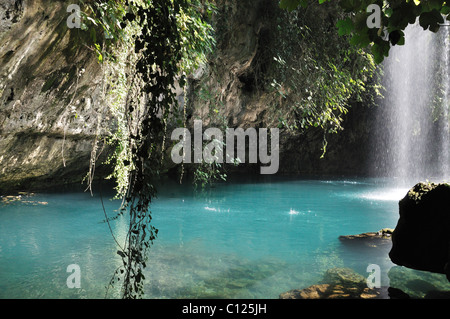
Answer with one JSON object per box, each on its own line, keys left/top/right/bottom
{"left": 186, "top": 0, "right": 377, "bottom": 176}
{"left": 0, "top": 0, "right": 377, "bottom": 193}
{"left": 0, "top": 0, "right": 111, "bottom": 192}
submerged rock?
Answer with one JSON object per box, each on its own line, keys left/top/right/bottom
{"left": 322, "top": 267, "right": 367, "bottom": 288}
{"left": 279, "top": 284, "right": 386, "bottom": 299}
{"left": 0, "top": 192, "right": 47, "bottom": 205}
{"left": 279, "top": 266, "right": 450, "bottom": 299}
{"left": 388, "top": 265, "right": 450, "bottom": 299}
{"left": 389, "top": 182, "right": 450, "bottom": 281}
{"left": 279, "top": 267, "right": 386, "bottom": 299}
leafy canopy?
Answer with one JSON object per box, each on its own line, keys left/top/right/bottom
{"left": 280, "top": 0, "right": 450, "bottom": 63}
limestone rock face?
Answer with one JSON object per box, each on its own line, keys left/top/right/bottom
{"left": 186, "top": 0, "right": 375, "bottom": 177}
{"left": 0, "top": 0, "right": 377, "bottom": 192}
{"left": 0, "top": 0, "right": 111, "bottom": 192}
{"left": 0, "top": 0, "right": 24, "bottom": 34}
{"left": 389, "top": 182, "right": 450, "bottom": 281}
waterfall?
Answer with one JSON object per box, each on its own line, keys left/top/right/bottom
{"left": 439, "top": 26, "right": 450, "bottom": 178}
{"left": 371, "top": 23, "right": 450, "bottom": 184}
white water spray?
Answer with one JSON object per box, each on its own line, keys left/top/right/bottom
{"left": 372, "top": 23, "right": 450, "bottom": 184}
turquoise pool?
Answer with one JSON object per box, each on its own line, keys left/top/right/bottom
{"left": 0, "top": 176, "right": 444, "bottom": 299}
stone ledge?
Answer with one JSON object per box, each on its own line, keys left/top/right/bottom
{"left": 338, "top": 228, "right": 393, "bottom": 248}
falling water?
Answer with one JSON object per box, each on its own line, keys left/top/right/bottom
{"left": 371, "top": 23, "right": 450, "bottom": 184}
{"left": 439, "top": 26, "right": 450, "bottom": 178}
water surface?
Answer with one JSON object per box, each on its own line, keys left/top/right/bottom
{"left": 0, "top": 176, "right": 445, "bottom": 299}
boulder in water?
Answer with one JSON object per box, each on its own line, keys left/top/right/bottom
{"left": 389, "top": 182, "right": 450, "bottom": 281}
{"left": 339, "top": 228, "right": 393, "bottom": 248}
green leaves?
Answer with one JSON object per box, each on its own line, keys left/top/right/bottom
{"left": 271, "top": 1, "right": 377, "bottom": 146}
{"left": 277, "top": 0, "right": 449, "bottom": 64}
{"left": 178, "top": 2, "right": 216, "bottom": 74}
{"left": 388, "top": 2, "right": 418, "bottom": 31}
{"left": 419, "top": 9, "right": 444, "bottom": 32}
{"left": 388, "top": 29, "right": 405, "bottom": 46}
{"left": 339, "top": 0, "right": 365, "bottom": 12}
{"left": 337, "top": 17, "right": 354, "bottom": 36}
{"left": 421, "top": 0, "right": 443, "bottom": 12}
{"left": 441, "top": 5, "right": 450, "bottom": 15}
{"left": 349, "top": 31, "right": 371, "bottom": 47}
{"left": 371, "top": 39, "right": 390, "bottom": 64}
{"left": 78, "top": 0, "right": 128, "bottom": 63}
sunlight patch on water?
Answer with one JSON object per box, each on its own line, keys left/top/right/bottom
{"left": 204, "top": 206, "right": 230, "bottom": 213}
{"left": 287, "top": 208, "right": 315, "bottom": 216}
{"left": 320, "top": 180, "right": 370, "bottom": 185}
{"left": 358, "top": 188, "right": 410, "bottom": 201}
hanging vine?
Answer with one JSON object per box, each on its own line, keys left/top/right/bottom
{"left": 116, "top": 0, "right": 184, "bottom": 298}
{"left": 76, "top": 0, "right": 215, "bottom": 298}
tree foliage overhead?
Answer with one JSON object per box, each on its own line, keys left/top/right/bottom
{"left": 268, "top": 1, "right": 378, "bottom": 139}
{"left": 280, "top": 0, "right": 450, "bottom": 63}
